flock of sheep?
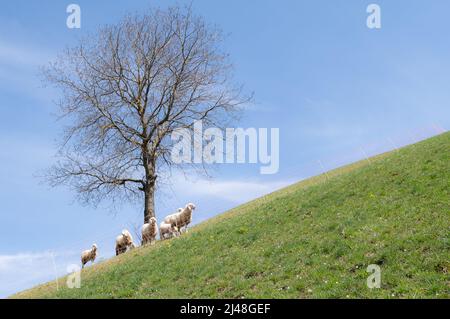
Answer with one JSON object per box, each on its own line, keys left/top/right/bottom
{"left": 81, "top": 203, "right": 196, "bottom": 268}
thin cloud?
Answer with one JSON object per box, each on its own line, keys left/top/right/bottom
{"left": 0, "top": 39, "right": 56, "bottom": 104}
{"left": 0, "top": 40, "right": 53, "bottom": 68}
{"left": 0, "top": 250, "right": 78, "bottom": 298}
{"left": 168, "top": 173, "right": 294, "bottom": 204}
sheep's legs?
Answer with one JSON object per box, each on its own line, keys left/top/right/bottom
{"left": 142, "top": 235, "right": 148, "bottom": 246}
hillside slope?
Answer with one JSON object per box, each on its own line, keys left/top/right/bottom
{"left": 13, "top": 133, "right": 449, "bottom": 298}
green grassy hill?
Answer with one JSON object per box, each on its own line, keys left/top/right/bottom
{"left": 13, "top": 133, "right": 449, "bottom": 298}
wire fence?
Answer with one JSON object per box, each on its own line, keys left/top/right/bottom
{"left": 8, "top": 123, "right": 447, "bottom": 293}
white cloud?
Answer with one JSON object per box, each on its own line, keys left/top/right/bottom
{"left": 168, "top": 173, "right": 294, "bottom": 204}
{"left": 0, "top": 252, "right": 52, "bottom": 272}
{"left": 0, "top": 250, "right": 78, "bottom": 298}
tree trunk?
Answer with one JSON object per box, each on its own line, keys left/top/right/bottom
{"left": 144, "top": 180, "right": 156, "bottom": 223}
{"left": 142, "top": 146, "right": 157, "bottom": 223}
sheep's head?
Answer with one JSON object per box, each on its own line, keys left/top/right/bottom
{"left": 186, "top": 203, "right": 196, "bottom": 211}
{"left": 149, "top": 217, "right": 156, "bottom": 225}
{"left": 92, "top": 244, "right": 97, "bottom": 251}
{"left": 121, "top": 230, "right": 133, "bottom": 244}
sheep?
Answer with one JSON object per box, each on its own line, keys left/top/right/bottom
{"left": 141, "top": 217, "right": 158, "bottom": 246}
{"left": 164, "top": 203, "right": 196, "bottom": 234}
{"left": 159, "top": 222, "right": 179, "bottom": 240}
{"left": 81, "top": 244, "right": 97, "bottom": 269}
{"left": 115, "top": 229, "right": 135, "bottom": 256}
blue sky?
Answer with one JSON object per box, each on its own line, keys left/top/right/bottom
{"left": 0, "top": 0, "right": 449, "bottom": 297}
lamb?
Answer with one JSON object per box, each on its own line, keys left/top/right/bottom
{"left": 141, "top": 217, "right": 158, "bottom": 246}
{"left": 81, "top": 244, "right": 97, "bottom": 269}
{"left": 159, "top": 222, "right": 179, "bottom": 240}
{"left": 115, "top": 229, "right": 135, "bottom": 256}
{"left": 164, "top": 203, "right": 196, "bottom": 233}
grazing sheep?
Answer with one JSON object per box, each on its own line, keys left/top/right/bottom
{"left": 164, "top": 203, "right": 196, "bottom": 233}
{"left": 81, "top": 244, "right": 97, "bottom": 269}
{"left": 159, "top": 222, "right": 179, "bottom": 240}
{"left": 115, "top": 229, "right": 135, "bottom": 256}
{"left": 141, "top": 217, "right": 158, "bottom": 246}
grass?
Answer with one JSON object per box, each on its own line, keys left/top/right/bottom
{"left": 12, "top": 132, "right": 450, "bottom": 298}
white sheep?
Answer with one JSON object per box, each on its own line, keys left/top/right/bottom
{"left": 164, "top": 203, "right": 196, "bottom": 234}
{"left": 141, "top": 217, "right": 158, "bottom": 246}
{"left": 81, "top": 244, "right": 97, "bottom": 269}
{"left": 159, "top": 222, "right": 179, "bottom": 240}
{"left": 115, "top": 229, "right": 135, "bottom": 256}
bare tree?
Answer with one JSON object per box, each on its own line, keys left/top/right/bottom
{"left": 44, "top": 6, "right": 249, "bottom": 223}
